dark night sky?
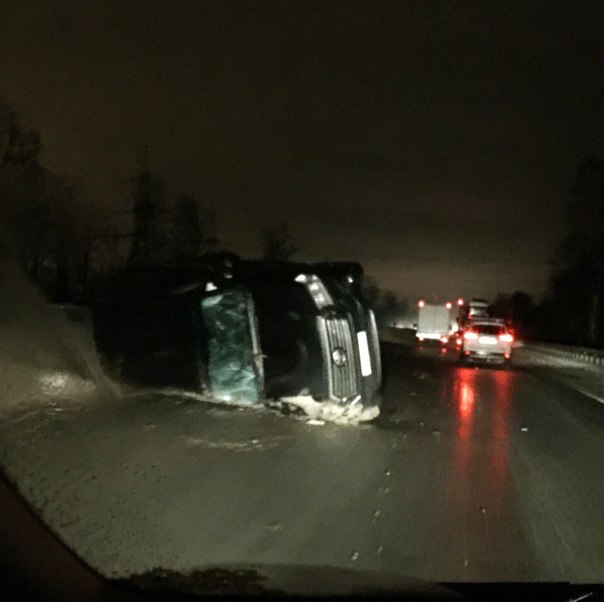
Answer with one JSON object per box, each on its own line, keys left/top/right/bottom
{"left": 1, "top": 1, "right": 603, "bottom": 302}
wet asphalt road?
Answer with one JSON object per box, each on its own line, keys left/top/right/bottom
{"left": 1, "top": 342, "right": 604, "bottom": 583}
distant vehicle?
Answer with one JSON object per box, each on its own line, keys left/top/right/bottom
{"left": 444, "top": 330, "right": 464, "bottom": 350}
{"left": 458, "top": 298, "right": 491, "bottom": 328}
{"left": 458, "top": 319, "right": 514, "bottom": 365}
{"left": 416, "top": 301, "right": 455, "bottom": 342}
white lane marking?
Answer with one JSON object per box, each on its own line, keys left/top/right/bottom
{"left": 565, "top": 384, "right": 604, "bottom": 406}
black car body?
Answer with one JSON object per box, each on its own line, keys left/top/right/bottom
{"left": 234, "top": 260, "right": 363, "bottom": 404}
{"left": 92, "top": 263, "right": 263, "bottom": 405}
{"left": 309, "top": 262, "right": 382, "bottom": 395}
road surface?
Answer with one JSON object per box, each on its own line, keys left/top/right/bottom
{"left": 1, "top": 342, "right": 603, "bottom": 585}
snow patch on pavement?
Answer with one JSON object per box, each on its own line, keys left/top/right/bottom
{"left": 124, "top": 388, "right": 265, "bottom": 410}
{"left": 38, "top": 370, "right": 96, "bottom": 398}
{"left": 279, "top": 396, "right": 380, "bottom": 425}
{"left": 179, "top": 434, "right": 289, "bottom": 452}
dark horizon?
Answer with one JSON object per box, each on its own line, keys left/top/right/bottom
{"left": 2, "top": 1, "right": 603, "bottom": 302}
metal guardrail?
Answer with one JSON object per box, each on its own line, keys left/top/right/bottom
{"left": 525, "top": 343, "right": 604, "bottom": 366}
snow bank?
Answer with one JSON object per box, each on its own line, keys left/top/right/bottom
{"left": 0, "top": 252, "right": 117, "bottom": 419}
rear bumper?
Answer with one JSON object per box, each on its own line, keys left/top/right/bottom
{"left": 464, "top": 352, "right": 508, "bottom": 363}
{"left": 461, "top": 340, "right": 511, "bottom": 360}
{"left": 416, "top": 332, "right": 446, "bottom": 341}
{"left": 462, "top": 345, "right": 511, "bottom": 362}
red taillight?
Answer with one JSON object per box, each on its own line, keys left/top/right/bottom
{"left": 463, "top": 331, "right": 478, "bottom": 340}
{"left": 418, "top": 300, "right": 425, "bottom": 308}
{"left": 456, "top": 337, "right": 462, "bottom": 346}
{"left": 440, "top": 336, "right": 448, "bottom": 344}
{"left": 445, "top": 302, "right": 452, "bottom": 309}
{"left": 499, "top": 333, "right": 513, "bottom": 343}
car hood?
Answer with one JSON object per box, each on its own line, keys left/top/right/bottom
{"left": 119, "top": 563, "right": 460, "bottom": 598}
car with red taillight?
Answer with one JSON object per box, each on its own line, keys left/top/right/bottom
{"left": 459, "top": 319, "right": 514, "bottom": 365}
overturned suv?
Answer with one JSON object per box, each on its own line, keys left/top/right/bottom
{"left": 92, "top": 254, "right": 381, "bottom": 411}
{"left": 233, "top": 260, "right": 381, "bottom": 408}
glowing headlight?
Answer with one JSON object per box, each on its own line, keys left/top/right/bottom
{"left": 295, "top": 274, "right": 334, "bottom": 309}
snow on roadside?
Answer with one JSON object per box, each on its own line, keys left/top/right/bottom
{"left": 516, "top": 347, "right": 604, "bottom": 405}
{"left": 516, "top": 347, "right": 597, "bottom": 369}
{"left": 0, "top": 254, "right": 118, "bottom": 421}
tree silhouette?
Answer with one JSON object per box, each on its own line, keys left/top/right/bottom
{"left": 261, "top": 222, "right": 298, "bottom": 261}
{"left": 0, "top": 97, "right": 48, "bottom": 276}
{"left": 169, "top": 193, "right": 218, "bottom": 262}
{"left": 127, "top": 170, "right": 168, "bottom": 265}
{"left": 545, "top": 156, "right": 604, "bottom": 345}
{"left": 490, "top": 291, "right": 537, "bottom": 339}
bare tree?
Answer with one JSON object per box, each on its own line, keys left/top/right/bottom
{"left": 546, "top": 156, "right": 604, "bottom": 345}
{"left": 0, "top": 98, "right": 49, "bottom": 277}
{"left": 0, "top": 96, "right": 120, "bottom": 302}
